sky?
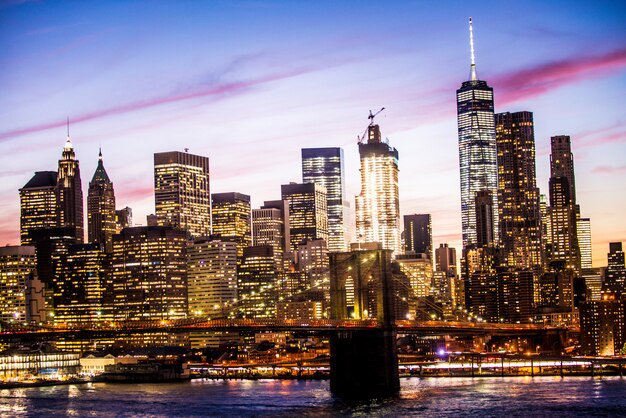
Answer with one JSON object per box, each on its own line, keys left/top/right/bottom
{"left": 1, "top": 0, "right": 625, "bottom": 267}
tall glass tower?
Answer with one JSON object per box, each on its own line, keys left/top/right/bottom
{"left": 301, "top": 147, "right": 348, "bottom": 252}
{"left": 355, "top": 122, "right": 401, "bottom": 256}
{"left": 456, "top": 18, "right": 498, "bottom": 248}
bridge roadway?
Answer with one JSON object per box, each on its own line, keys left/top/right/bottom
{"left": 0, "top": 319, "right": 561, "bottom": 342}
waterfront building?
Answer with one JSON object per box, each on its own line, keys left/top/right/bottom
{"left": 0, "top": 345, "right": 80, "bottom": 381}
{"left": 0, "top": 245, "right": 37, "bottom": 324}
{"left": 187, "top": 237, "right": 237, "bottom": 318}
{"left": 495, "top": 111, "right": 543, "bottom": 272}
{"left": 302, "top": 147, "right": 349, "bottom": 252}
{"left": 580, "top": 292, "right": 626, "bottom": 356}
{"left": 577, "top": 218, "right": 592, "bottom": 270}
{"left": 497, "top": 268, "right": 534, "bottom": 323}
{"left": 54, "top": 243, "right": 107, "bottom": 324}
{"left": 154, "top": 151, "right": 210, "bottom": 238}
{"left": 548, "top": 135, "right": 580, "bottom": 272}
{"left": 87, "top": 149, "right": 116, "bottom": 253}
{"left": 19, "top": 171, "right": 58, "bottom": 245}
{"left": 456, "top": 18, "right": 498, "bottom": 248}
{"left": 355, "top": 122, "right": 401, "bottom": 255}
{"left": 431, "top": 271, "right": 455, "bottom": 319}
{"left": 211, "top": 192, "right": 251, "bottom": 259}
{"left": 403, "top": 214, "right": 432, "bottom": 261}
{"left": 111, "top": 226, "right": 188, "bottom": 321}
{"left": 281, "top": 182, "right": 328, "bottom": 251}
{"left": 605, "top": 242, "right": 626, "bottom": 294}
{"left": 462, "top": 245, "right": 499, "bottom": 321}
{"left": 236, "top": 245, "right": 277, "bottom": 319}
{"left": 55, "top": 135, "right": 84, "bottom": 243}
{"left": 115, "top": 207, "right": 132, "bottom": 233}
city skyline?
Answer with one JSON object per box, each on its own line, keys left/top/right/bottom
{"left": 1, "top": 1, "right": 625, "bottom": 266}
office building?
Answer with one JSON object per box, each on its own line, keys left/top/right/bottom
{"left": 548, "top": 135, "right": 580, "bottom": 271}
{"left": 154, "top": 151, "right": 210, "bottom": 238}
{"left": 302, "top": 147, "right": 349, "bottom": 252}
{"left": 605, "top": 242, "right": 626, "bottom": 294}
{"left": 403, "top": 214, "right": 432, "bottom": 260}
{"left": 87, "top": 149, "right": 116, "bottom": 253}
{"left": 396, "top": 253, "right": 433, "bottom": 299}
{"left": 577, "top": 218, "right": 592, "bottom": 270}
{"left": 236, "top": 245, "right": 277, "bottom": 319}
{"left": 456, "top": 18, "right": 498, "bottom": 248}
{"left": 54, "top": 243, "right": 107, "bottom": 324}
{"left": 0, "top": 245, "right": 37, "bottom": 324}
{"left": 187, "top": 237, "right": 238, "bottom": 318}
{"left": 111, "top": 226, "right": 188, "bottom": 321}
{"left": 355, "top": 122, "right": 401, "bottom": 255}
{"left": 55, "top": 135, "right": 84, "bottom": 243}
{"left": 475, "top": 190, "right": 495, "bottom": 247}
{"left": 252, "top": 200, "right": 290, "bottom": 269}
{"left": 495, "top": 111, "right": 543, "bottom": 271}
{"left": 211, "top": 192, "right": 251, "bottom": 259}
{"left": 281, "top": 182, "right": 328, "bottom": 251}
{"left": 115, "top": 207, "right": 133, "bottom": 233}
{"left": 19, "top": 171, "right": 58, "bottom": 245}
{"left": 580, "top": 293, "right": 626, "bottom": 356}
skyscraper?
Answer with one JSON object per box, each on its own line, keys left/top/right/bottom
{"left": 211, "top": 192, "right": 251, "bottom": 259}
{"left": 548, "top": 135, "right": 580, "bottom": 272}
{"left": 495, "top": 111, "right": 543, "bottom": 271}
{"left": 403, "top": 214, "right": 432, "bottom": 260}
{"left": 19, "top": 171, "right": 58, "bottom": 245}
{"left": 475, "top": 190, "right": 495, "bottom": 247}
{"left": 87, "top": 149, "right": 116, "bottom": 253}
{"left": 605, "top": 242, "right": 625, "bottom": 294}
{"left": 355, "top": 121, "right": 401, "bottom": 255}
{"left": 456, "top": 18, "right": 498, "bottom": 248}
{"left": 252, "top": 200, "right": 291, "bottom": 270}
{"left": 281, "top": 182, "right": 328, "bottom": 251}
{"left": 56, "top": 135, "right": 84, "bottom": 243}
{"left": 154, "top": 151, "right": 210, "bottom": 238}
{"left": 301, "top": 147, "right": 349, "bottom": 252}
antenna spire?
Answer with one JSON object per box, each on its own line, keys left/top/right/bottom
{"left": 469, "top": 17, "right": 477, "bottom": 82}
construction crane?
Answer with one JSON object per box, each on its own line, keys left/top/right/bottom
{"left": 357, "top": 107, "right": 385, "bottom": 144}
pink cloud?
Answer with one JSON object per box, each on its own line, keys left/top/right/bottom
{"left": 592, "top": 165, "right": 626, "bottom": 175}
{"left": 0, "top": 65, "right": 323, "bottom": 142}
{"left": 493, "top": 47, "right": 626, "bottom": 105}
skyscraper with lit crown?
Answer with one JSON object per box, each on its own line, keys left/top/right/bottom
{"left": 355, "top": 119, "right": 401, "bottom": 256}
{"left": 56, "top": 134, "right": 84, "bottom": 243}
{"left": 87, "top": 149, "right": 116, "bottom": 253}
{"left": 456, "top": 18, "right": 498, "bottom": 248}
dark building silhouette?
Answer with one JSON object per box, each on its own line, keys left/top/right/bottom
{"left": 403, "top": 214, "right": 432, "bottom": 260}
{"left": 55, "top": 137, "right": 84, "bottom": 243}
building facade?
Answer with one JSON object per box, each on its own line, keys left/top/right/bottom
{"left": 0, "top": 245, "right": 37, "bottom": 324}
{"left": 87, "top": 150, "right": 116, "bottom": 253}
{"left": 236, "top": 245, "right": 277, "bottom": 319}
{"left": 281, "top": 183, "right": 328, "bottom": 251}
{"left": 154, "top": 151, "right": 210, "bottom": 238}
{"left": 403, "top": 214, "right": 432, "bottom": 261}
{"left": 495, "top": 111, "right": 543, "bottom": 271}
{"left": 110, "top": 226, "right": 188, "bottom": 321}
{"left": 19, "top": 171, "right": 58, "bottom": 245}
{"left": 355, "top": 123, "right": 401, "bottom": 255}
{"left": 211, "top": 192, "right": 251, "bottom": 259}
{"left": 548, "top": 135, "right": 580, "bottom": 272}
{"left": 55, "top": 137, "right": 84, "bottom": 243}
{"left": 456, "top": 19, "right": 498, "bottom": 248}
{"left": 301, "top": 147, "right": 349, "bottom": 252}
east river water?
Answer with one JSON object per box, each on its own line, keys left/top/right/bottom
{"left": 2, "top": 376, "right": 626, "bottom": 417}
